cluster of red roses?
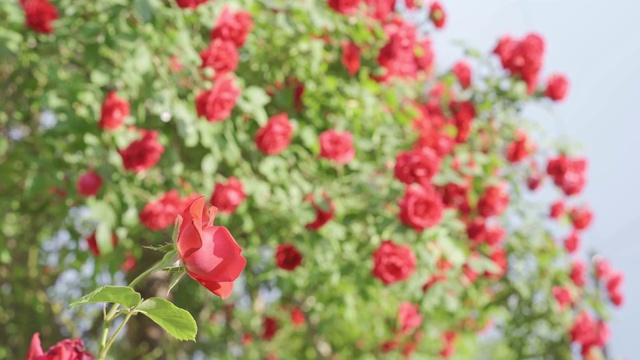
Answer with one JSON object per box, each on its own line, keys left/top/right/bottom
{"left": 19, "top": 0, "right": 58, "bottom": 34}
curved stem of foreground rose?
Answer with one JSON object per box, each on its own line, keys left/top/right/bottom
{"left": 98, "top": 307, "right": 136, "bottom": 360}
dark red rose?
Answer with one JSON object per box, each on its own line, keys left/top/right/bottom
{"left": 27, "top": 333, "right": 93, "bottom": 360}
{"left": 262, "top": 316, "right": 279, "bottom": 340}
{"left": 86, "top": 232, "right": 118, "bottom": 256}
{"left": 76, "top": 169, "right": 102, "bottom": 197}
{"left": 210, "top": 177, "right": 247, "bottom": 214}
{"left": 563, "top": 230, "right": 580, "bottom": 254}
{"left": 398, "top": 302, "right": 423, "bottom": 334}
{"left": 372, "top": 240, "right": 416, "bottom": 285}
{"left": 327, "top": 0, "right": 361, "bottom": 14}
{"left": 399, "top": 184, "right": 445, "bottom": 232}
{"left": 319, "top": 129, "right": 355, "bottom": 164}
{"left": 381, "top": 340, "right": 400, "bottom": 353}
{"left": 290, "top": 307, "right": 305, "bottom": 326}
{"left": 477, "top": 184, "right": 509, "bottom": 217}
{"left": 175, "top": 0, "right": 208, "bottom": 9}
{"left": 506, "top": 130, "right": 533, "bottom": 163}
{"left": 495, "top": 33, "right": 545, "bottom": 94}
{"left": 255, "top": 113, "right": 293, "bottom": 155}
{"left": 341, "top": 41, "right": 361, "bottom": 76}
{"left": 22, "top": 0, "right": 58, "bottom": 34}
{"left": 452, "top": 60, "right": 471, "bottom": 89}
{"left": 570, "top": 260, "right": 586, "bottom": 287}
{"left": 550, "top": 200, "right": 565, "bottom": 219}
{"left": 176, "top": 196, "right": 246, "bottom": 299}
{"left": 437, "top": 182, "right": 470, "bottom": 212}
{"left": 545, "top": 74, "right": 569, "bottom": 101}
{"left": 99, "top": 91, "right": 130, "bottom": 131}
{"left": 305, "top": 194, "right": 335, "bottom": 231}
{"left": 394, "top": 147, "right": 441, "bottom": 185}
{"left": 119, "top": 130, "right": 164, "bottom": 172}
{"left": 211, "top": 7, "right": 253, "bottom": 47}
{"left": 139, "top": 190, "right": 182, "bottom": 231}
{"left": 569, "top": 205, "right": 593, "bottom": 230}
{"left": 196, "top": 75, "right": 241, "bottom": 123}
{"left": 546, "top": 155, "right": 587, "bottom": 196}
{"left": 429, "top": 2, "right": 446, "bottom": 29}
{"left": 200, "top": 39, "right": 239, "bottom": 77}
{"left": 275, "top": 244, "right": 303, "bottom": 271}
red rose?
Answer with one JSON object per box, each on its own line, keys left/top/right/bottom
{"left": 327, "top": 0, "right": 361, "bottom": 14}
{"left": 563, "top": 230, "right": 580, "bottom": 254}
{"left": 398, "top": 302, "right": 423, "bottom": 334}
{"left": 415, "top": 38, "right": 435, "bottom": 73}
{"left": 210, "top": 177, "right": 247, "bottom": 214}
{"left": 399, "top": 184, "right": 445, "bottom": 232}
{"left": 175, "top": 0, "right": 208, "bottom": 9}
{"left": 452, "top": 60, "right": 471, "bottom": 89}
{"left": 76, "top": 169, "right": 102, "bottom": 197}
{"left": 255, "top": 113, "right": 293, "bottom": 155}
{"left": 365, "top": 0, "right": 396, "bottom": 21}
{"left": 550, "top": 200, "right": 565, "bottom": 219}
{"left": 506, "top": 130, "right": 533, "bottom": 163}
{"left": 99, "top": 91, "right": 130, "bottom": 131}
{"left": 545, "top": 74, "right": 569, "bottom": 102}
{"left": 139, "top": 190, "right": 183, "bottom": 231}
{"left": 275, "top": 243, "right": 303, "bottom": 271}
{"left": 569, "top": 205, "right": 593, "bottom": 230}
{"left": 27, "top": 333, "right": 93, "bottom": 360}
{"left": 493, "top": 35, "right": 516, "bottom": 68}
{"left": 319, "top": 129, "right": 355, "bottom": 164}
{"left": 341, "top": 41, "right": 361, "bottom": 76}
{"left": 437, "top": 182, "right": 470, "bottom": 212}
{"left": 305, "top": 194, "right": 335, "bottom": 231}
{"left": 381, "top": 340, "right": 399, "bottom": 353}
{"left": 290, "top": 307, "right": 305, "bottom": 326}
{"left": 86, "top": 232, "right": 118, "bottom": 256}
{"left": 211, "top": 7, "right": 253, "bottom": 47}
{"left": 262, "top": 316, "right": 279, "bottom": 340}
{"left": 196, "top": 75, "right": 241, "bottom": 123}
{"left": 494, "top": 33, "right": 545, "bottom": 93}
{"left": 570, "top": 260, "right": 586, "bottom": 287}
{"left": 22, "top": 0, "right": 58, "bottom": 34}
{"left": 377, "top": 19, "right": 418, "bottom": 80}
{"left": 594, "top": 258, "right": 611, "bottom": 280}
{"left": 429, "top": 2, "right": 446, "bottom": 29}
{"left": 121, "top": 253, "right": 137, "bottom": 272}
{"left": 371, "top": 240, "right": 417, "bottom": 285}
{"left": 547, "top": 155, "right": 587, "bottom": 196}
{"left": 485, "top": 248, "right": 507, "bottom": 279}
{"left": 477, "top": 184, "right": 509, "bottom": 217}
{"left": 176, "top": 196, "right": 246, "bottom": 299}
{"left": 449, "top": 101, "right": 476, "bottom": 143}
{"left": 200, "top": 39, "right": 239, "bottom": 77}
{"left": 606, "top": 272, "right": 624, "bottom": 304}
{"left": 394, "top": 148, "right": 441, "bottom": 185}
{"left": 552, "top": 286, "right": 573, "bottom": 310}
{"left": 440, "top": 331, "right": 457, "bottom": 358}
{"left": 527, "top": 162, "right": 544, "bottom": 191}
{"left": 570, "top": 311, "right": 595, "bottom": 346}
{"left": 119, "top": 130, "right": 164, "bottom": 172}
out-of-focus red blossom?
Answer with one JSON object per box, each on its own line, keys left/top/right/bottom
{"left": 341, "top": 42, "right": 361, "bottom": 76}
{"left": 210, "top": 177, "right": 247, "bottom": 214}
{"left": 262, "top": 316, "right": 279, "bottom": 341}
{"left": 327, "top": 0, "right": 361, "bottom": 14}
{"left": 255, "top": 113, "right": 294, "bottom": 155}
{"left": 550, "top": 200, "right": 565, "bottom": 219}
{"left": 440, "top": 331, "right": 457, "bottom": 358}
{"left": 485, "top": 248, "right": 507, "bottom": 279}
{"left": 372, "top": 240, "right": 416, "bottom": 285}
{"left": 139, "top": 190, "right": 182, "bottom": 231}
{"left": 437, "top": 182, "right": 470, "bottom": 213}
{"left": 570, "top": 260, "right": 586, "bottom": 287}
{"left": 452, "top": 60, "right": 471, "bottom": 89}
{"left": 449, "top": 101, "right": 476, "bottom": 143}
{"left": 493, "top": 33, "right": 545, "bottom": 93}
{"left": 380, "top": 339, "right": 399, "bottom": 353}
{"left": 99, "top": 91, "right": 130, "bottom": 131}
{"left": 563, "top": 230, "right": 580, "bottom": 254}
{"left": 477, "top": 184, "right": 510, "bottom": 218}
{"left": 76, "top": 170, "right": 102, "bottom": 197}
{"left": 527, "top": 162, "right": 544, "bottom": 191}
{"left": 506, "top": 130, "right": 534, "bottom": 163}
{"left": 120, "top": 253, "right": 137, "bottom": 272}
{"left": 377, "top": 19, "right": 418, "bottom": 81}
{"left": 265, "top": 354, "right": 278, "bottom": 360}
{"left": 606, "top": 271, "right": 624, "bottom": 307}
{"left": 169, "top": 54, "right": 183, "bottom": 73}
{"left": 546, "top": 155, "right": 587, "bottom": 196}
{"left": 275, "top": 244, "right": 303, "bottom": 271}
{"left": 552, "top": 286, "right": 573, "bottom": 310}
{"left": 294, "top": 83, "right": 305, "bottom": 112}
{"left": 422, "top": 273, "right": 446, "bottom": 292}
{"left": 545, "top": 74, "right": 569, "bottom": 101}
{"left": 196, "top": 75, "right": 241, "bottom": 123}
{"left": 569, "top": 205, "right": 593, "bottom": 230}
{"left": 27, "top": 333, "right": 93, "bottom": 360}
{"left": 176, "top": 197, "right": 246, "bottom": 299}
{"left": 570, "top": 311, "right": 610, "bottom": 355}
{"left": 415, "top": 38, "right": 435, "bottom": 73}
{"left": 290, "top": 307, "right": 305, "bottom": 326}
{"left": 241, "top": 333, "right": 253, "bottom": 345}
{"left": 463, "top": 262, "right": 478, "bottom": 284}
{"left": 21, "top": 0, "right": 58, "bottom": 34}
{"left": 399, "top": 184, "right": 445, "bottom": 232}
{"left": 394, "top": 147, "right": 441, "bottom": 185}
{"left": 175, "top": 0, "right": 208, "bottom": 9}
{"left": 305, "top": 194, "right": 335, "bottom": 230}
{"left": 119, "top": 130, "right": 164, "bottom": 172}
{"left": 365, "top": 0, "right": 396, "bottom": 21}
{"left": 398, "top": 302, "right": 423, "bottom": 334}
{"left": 484, "top": 224, "right": 506, "bottom": 247}
{"left": 404, "top": 0, "right": 416, "bottom": 8}
{"left": 319, "top": 129, "right": 355, "bottom": 164}
{"left": 86, "top": 232, "right": 118, "bottom": 257}
{"left": 199, "top": 39, "right": 239, "bottom": 76}
{"left": 594, "top": 258, "right": 611, "bottom": 280}
{"left": 429, "top": 2, "right": 446, "bottom": 29}
{"left": 211, "top": 7, "right": 253, "bottom": 47}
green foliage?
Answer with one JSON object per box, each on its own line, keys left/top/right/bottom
{"left": 68, "top": 286, "right": 142, "bottom": 310}
{"left": 135, "top": 297, "right": 197, "bottom": 342}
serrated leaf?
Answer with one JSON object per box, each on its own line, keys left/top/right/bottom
{"left": 68, "top": 286, "right": 141, "bottom": 310}
{"left": 135, "top": 298, "right": 197, "bottom": 341}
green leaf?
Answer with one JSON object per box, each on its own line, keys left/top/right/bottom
{"left": 135, "top": 298, "right": 197, "bottom": 341}
{"left": 68, "top": 286, "right": 142, "bottom": 310}
{"left": 167, "top": 271, "right": 186, "bottom": 295}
